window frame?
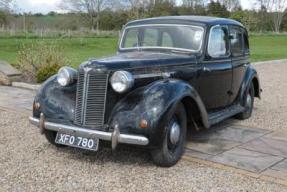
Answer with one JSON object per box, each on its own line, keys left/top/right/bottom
{"left": 207, "top": 25, "right": 231, "bottom": 59}
{"left": 119, "top": 24, "right": 205, "bottom": 53}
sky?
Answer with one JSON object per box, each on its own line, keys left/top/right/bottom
{"left": 15, "top": 0, "right": 255, "bottom": 14}
{"left": 14, "top": 0, "right": 62, "bottom": 13}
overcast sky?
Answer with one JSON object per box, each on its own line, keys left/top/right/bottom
{"left": 15, "top": 0, "right": 255, "bottom": 14}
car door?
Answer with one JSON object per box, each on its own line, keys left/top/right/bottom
{"left": 198, "top": 25, "right": 233, "bottom": 110}
{"left": 229, "top": 26, "right": 249, "bottom": 104}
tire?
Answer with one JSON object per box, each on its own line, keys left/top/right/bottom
{"left": 235, "top": 83, "right": 255, "bottom": 120}
{"left": 43, "top": 130, "right": 65, "bottom": 147}
{"left": 150, "top": 102, "right": 187, "bottom": 167}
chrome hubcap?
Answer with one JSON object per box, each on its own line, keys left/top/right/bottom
{"left": 169, "top": 121, "right": 181, "bottom": 145}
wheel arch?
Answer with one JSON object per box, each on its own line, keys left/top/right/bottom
{"left": 252, "top": 76, "right": 261, "bottom": 98}
{"left": 181, "top": 96, "right": 205, "bottom": 130}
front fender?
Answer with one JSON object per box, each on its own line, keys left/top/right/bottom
{"left": 108, "top": 79, "right": 209, "bottom": 144}
{"left": 33, "top": 75, "right": 76, "bottom": 122}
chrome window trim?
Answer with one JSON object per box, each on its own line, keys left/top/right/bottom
{"left": 119, "top": 24, "right": 205, "bottom": 53}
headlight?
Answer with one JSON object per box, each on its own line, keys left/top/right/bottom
{"left": 110, "top": 71, "right": 134, "bottom": 93}
{"left": 57, "top": 67, "right": 77, "bottom": 87}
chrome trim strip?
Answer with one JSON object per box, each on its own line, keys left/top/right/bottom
{"left": 29, "top": 117, "right": 149, "bottom": 146}
{"left": 133, "top": 72, "right": 174, "bottom": 79}
{"left": 102, "top": 72, "right": 109, "bottom": 123}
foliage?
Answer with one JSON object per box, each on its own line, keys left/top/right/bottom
{"left": 16, "top": 41, "right": 70, "bottom": 83}
{"left": 0, "top": 35, "right": 286, "bottom": 72}
{"left": 2, "top": 0, "right": 287, "bottom": 33}
{"left": 0, "top": 10, "right": 7, "bottom": 25}
{"left": 207, "top": 0, "right": 230, "bottom": 18}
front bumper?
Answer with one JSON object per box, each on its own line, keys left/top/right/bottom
{"left": 29, "top": 113, "right": 149, "bottom": 149}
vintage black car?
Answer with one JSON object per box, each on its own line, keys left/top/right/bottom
{"left": 29, "top": 16, "right": 261, "bottom": 167}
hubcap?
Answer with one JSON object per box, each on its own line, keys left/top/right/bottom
{"left": 169, "top": 121, "right": 181, "bottom": 145}
{"left": 246, "top": 93, "right": 252, "bottom": 109}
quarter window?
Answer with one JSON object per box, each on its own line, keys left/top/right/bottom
{"left": 230, "top": 26, "right": 244, "bottom": 56}
{"left": 208, "top": 26, "right": 229, "bottom": 58}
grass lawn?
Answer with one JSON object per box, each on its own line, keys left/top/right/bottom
{"left": 0, "top": 37, "right": 118, "bottom": 67}
{"left": 249, "top": 35, "right": 287, "bottom": 62}
{"left": 0, "top": 35, "right": 286, "bottom": 66}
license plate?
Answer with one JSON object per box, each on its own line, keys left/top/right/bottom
{"left": 55, "top": 132, "right": 99, "bottom": 151}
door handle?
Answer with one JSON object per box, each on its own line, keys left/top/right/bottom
{"left": 203, "top": 67, "right": 211, "bottom": 73}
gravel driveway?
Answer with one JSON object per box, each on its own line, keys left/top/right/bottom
{"left": 1, "top": 61, "right": 287, "bottom": 192}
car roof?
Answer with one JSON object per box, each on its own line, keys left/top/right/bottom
{"left": 125, "top": 16, "right": 244, "bottom": 28}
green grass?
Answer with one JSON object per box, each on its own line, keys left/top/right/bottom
{"left": 0, "top": 35, "right": 286, "bottom": 67}
{"left": 249, "top": 35, "right": 287, "bottom": 62}
{"left": 0, "top": 37, "right": 118, "bottom": 67}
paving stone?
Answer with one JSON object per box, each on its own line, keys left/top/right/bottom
{"left": 209, "top": 148, "right": 284, "bottom": 173}
{"left": 240, "top": 137, "right": 287, "bottom": 158}
{"left": 264, "top": 131, "right": 287, "bottom": 142}
{"left": 0, "top": 60, "right": 21, "bottom": 76}
{"left": 0, "top": 86, "right": 34, "bottom": 114}
{"left": 184, "top": 148, "right": 214, "bottom": 160}
{"left": 186, "top": 138, "right": 241, "bottom": 155}
{"left": 263, "top": 161, "right": 287, "bottom": 183}
{"left": 191, "top": 125, "right": 270, "bottom": 143}
{"left": 270, "top": 159, "right": 287, "bottom": 171}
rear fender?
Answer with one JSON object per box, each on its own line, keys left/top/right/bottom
{"left": 239, "top": 65, "right": 261, "bottom": 104}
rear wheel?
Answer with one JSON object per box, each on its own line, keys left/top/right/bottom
{"left": 235, "top": 83, "right": 255, "bottom": 120}
{"left": 150, "top": 102, "right": 187, "bottom": 167}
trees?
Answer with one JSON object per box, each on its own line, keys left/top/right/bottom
{"left": 257, "top": 0, "right": 287, "bottom": 33}
{"left": 207, "top": 0, "right": 229, "bottom": 18}
{"left": 60, "top": 0, "right": 111, "bottom": 32}
{"left": 218, "top": 0, "right": 240, "bottom": 11}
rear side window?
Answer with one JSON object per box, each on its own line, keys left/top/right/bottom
{"left": 230, "top": 26, "right": 244, "bottom": 56}
{"left": 243, "top": 31, "right": 250, "bottom": 55}
{"left": 208, "top": 25, "right": 229, "bottom": 58}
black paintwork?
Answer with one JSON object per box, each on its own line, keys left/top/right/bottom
{"left": 32, "top": 16, "right": 261, "bottom": 148}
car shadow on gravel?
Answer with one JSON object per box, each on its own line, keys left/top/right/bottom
{"left": 51, "top": 142, "right": 155, "bottom": 166}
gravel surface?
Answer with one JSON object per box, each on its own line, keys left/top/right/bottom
{"left": 0, "top": 110, "right": 286, "bottom": 192}
{"left": 230, "top": 61, "right": 287, "bottom": 132}
{"left": 1, "top": 61, "right": 287, "bottom": 192}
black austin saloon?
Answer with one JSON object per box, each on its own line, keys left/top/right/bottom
{"left": 29, "top": 16, "right": 261, "bottom": 167}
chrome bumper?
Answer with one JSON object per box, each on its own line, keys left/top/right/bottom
{"left": 29, "top": 114, "right": 149, "bottom": 149}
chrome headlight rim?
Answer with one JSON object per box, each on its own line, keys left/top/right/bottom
{"left": 57, "top": 66, "right": 77, "bottom": 87}
{"left": 110, "top": 71, "right": 134, "bottom": 93}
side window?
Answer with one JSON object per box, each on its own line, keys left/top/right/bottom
{"left": 208, "top": 26, "right": 229, "bottom": 58}
{"left": 243, "top": 31, "right": 250, "bottom": 55}
{"left": 230, "top": 26, "right": 244, "bottom": 56}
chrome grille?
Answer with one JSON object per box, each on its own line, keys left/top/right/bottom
{"left": 74, "top": 71, "right": 108, "bottom": 128}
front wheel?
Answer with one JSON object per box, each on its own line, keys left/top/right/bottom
{"left": 150, "top": 102, "right": 187, "bottom": 167}
{"left": 235, "top": 83, "right": 255, "bottom": 120}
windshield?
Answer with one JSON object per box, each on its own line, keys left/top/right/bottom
{"left": 120, "top": 24, "right": 204, "bottom": 52}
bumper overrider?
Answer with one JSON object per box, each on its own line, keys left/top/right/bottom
{"left": 29, "top": 113, "right": 149, "bottom": 149}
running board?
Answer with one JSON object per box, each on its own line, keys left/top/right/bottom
{"left": 208, "top": 104, "right": 245, "bottom": 126}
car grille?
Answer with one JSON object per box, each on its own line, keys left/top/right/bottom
{"left": 74, "top": 71, "right": 109, "bottom": 129}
